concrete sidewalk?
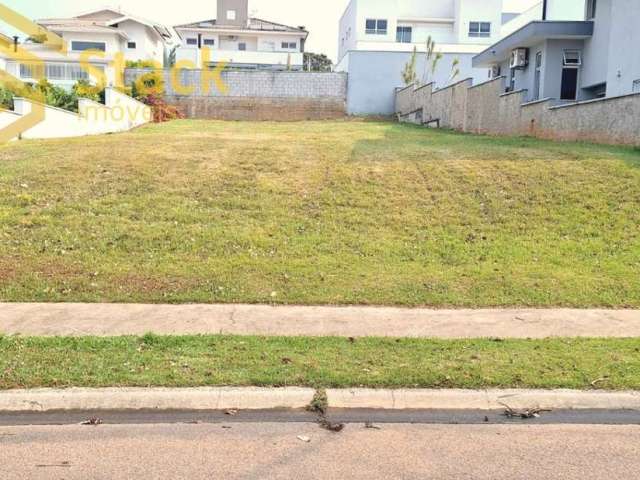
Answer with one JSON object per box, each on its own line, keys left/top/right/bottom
{"left": 1, "top": 303, "right": 639, "bottom": 338}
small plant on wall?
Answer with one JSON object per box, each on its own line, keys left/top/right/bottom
{"left": 401, "top": 46, "right": 418, "bottom": 86}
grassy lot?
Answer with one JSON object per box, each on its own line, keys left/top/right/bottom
{"left": 1, "top": 335, "right": 639, "bottom": 390}
{"left": 1, "top": 119, "right": 639, "bottom": 307}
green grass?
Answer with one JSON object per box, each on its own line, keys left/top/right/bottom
{"left": 1, "top": 335, "right": 639, "bottom": 390}
{"left": 1, "top": 119, "right": 640, "bottom": 306}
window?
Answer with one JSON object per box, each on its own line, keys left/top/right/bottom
{"left": 365, "top": 19, "right": 387, "bottom": 35}
{"left": 563, "top": 50, "right": 582, "bottom": 66}
{"left": 586, "top": 0, "right": 597, "bottom": 19}
{"left": 238, "top": 43, "right": 246, "bottom": 51}
{"left": 71, "top": 41, "right": 106, "bottom": 52}
{"left": 633, "top": 79, "right": 640, "bottom": 93}
{"left": 396, "top": 26, "right": 412, "bottom": 43}
{"left": 281, "top": 42, "right": 297, "bottom": 49}
{"left": 469, "top": 22, "right": 491, "bottom": 38}
{"left": 186, "top": 38, "right": 198, "bottom": 46}
{"left": 19, "top": 62, "right": 101, "bottom": 81}
{"left": 127, "top": 41, "right": 136, "bottom": 49}
{"left": 203, "top": 38, "right": 215, "bottom": 46}
{"left": 227, "top": 10, "right": 236, "bottom": 20}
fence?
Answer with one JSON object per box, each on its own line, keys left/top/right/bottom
{"left": 395, "top": 77, "right": 640, "bottom": 146}
{"left": 125, "top": 68, "right": 348, "bottom": 121}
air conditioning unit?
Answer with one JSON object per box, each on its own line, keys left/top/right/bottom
{"left": 510, "top": 48, "right": 529, "bottom": 69}
{"left": 491, "top": 65, "right": 501, "bottom": 78}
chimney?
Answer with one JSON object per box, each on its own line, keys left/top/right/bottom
{"left": 217, "top": 0, "right": 249, "bottom": 27}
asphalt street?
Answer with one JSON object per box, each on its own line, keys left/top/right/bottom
{"left": 2, "top": 421, "right": 639, "bottom": 479}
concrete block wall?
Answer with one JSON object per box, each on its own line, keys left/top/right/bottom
{"left": 396, "top": 77, "right": 640, "bottom": 146}
{"left": 125, "top": 68, "right": 348, "bottom": 121}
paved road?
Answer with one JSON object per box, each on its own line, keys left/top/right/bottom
{"left": 2, "top": 303, "right": 640, "bottom": 338}
{"left": 1, "top": 423, "right": 639, "bottom": 479}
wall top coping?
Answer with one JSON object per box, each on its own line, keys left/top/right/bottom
{"left": 432, "top": 77, "right": 473, "bottom": 94}
{"left": 13, "top": 97, "right": 81, "bottom": 117}
{"left": 548, "top": 91, "right": 640, "bottom": 110}
{"left": 521, "top": 97, "right": 553, "bottom": 107}
{"left": 467, "top": 76, "right": 506, "bottom": 91}
{"left": 124, "top": 68, "right": 347, "bottom": 76}
{"left": 499, "top": 88, "right": 527, "bottom": 98}
{"left": 415, "top": 82, "right": 435, "bottom": 92}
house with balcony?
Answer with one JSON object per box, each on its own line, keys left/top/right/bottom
{"left": 0, "top": 7, "right": 173, "bottom": 89}
{"left": 473, "top": 0, "right": 640, "bottom": 104}
{"left": 336, "top": 0, "right": 513, "bottom": 115}
{"left": 174, "top": 0, "right": 308, "bottom": 71}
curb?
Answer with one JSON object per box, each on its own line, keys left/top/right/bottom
{"left": 0, "top": 387, "right": 315, "bottom": 412}
{"left": 1, "top": 388, "right": 639, "bottom": 413}
{"left": 326, "top": 389, "right": 640, "bottom": 411}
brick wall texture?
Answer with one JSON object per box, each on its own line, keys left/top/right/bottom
{"left": 125, "top": 69, "right": 347, "bottom": 121}
{"left": 395, "top": 77, "right": 640, "bottom": 146}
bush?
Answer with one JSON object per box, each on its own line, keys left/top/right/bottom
{"left": 72, "top": 79, "right": 105, "bottom": 103}
{"left": 0, "top": 79, "right": 108, "bottom": 113}
{"left": 141, "top": 94, "right": 184, "bottom": 123}
{"left": 126, "top": 60, "right": 160, "bottom": 69}
{"left": 0, "top": 87, "right": 14, "bottom": 110}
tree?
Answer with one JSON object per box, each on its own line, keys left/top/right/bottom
{"left": 401, "top": 46, "right": 418, "bottom": 86}
{"left": 303, "top": 52, "right": 333, "bottom": 72}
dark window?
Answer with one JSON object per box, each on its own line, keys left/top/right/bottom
{"left": 396, "top": 26, "right": 412, "bottom": 43}
{"left": 469, "top": 22, "right": 491, "bottom": 37}
{"left": 561, "top": 68, "right": 579, "bottom": 100}
{"left": 281, "top": 42, "right": 297, "bottom": 49}
{"left": 633, "top": 79, "right": 640, "bottom": 93}
{"left": 238, "top": 43, "right": 246, "bottom": 51}
{"left": 203, "top": 38, "right": 215, "bottom": 46}
{"left": 186, "top": 38, "right": 198, "bottom": 46}
{"left": 127, "top": 41, "right": 136, "bottom": 49}
{"left": 365, "top": 19, "right": 387, "bottom": 35}
{"left": 71, "top": 41, "right": 106, "bottom": 52}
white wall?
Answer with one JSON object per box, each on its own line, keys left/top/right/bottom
{"left": 546, "top": 0, "right": 586, "bottom": 20}
{"left": 340, "top": 0, "right": 501, "bottom": 57}
{"left": 119, "top": 20, "right": 165, "bottom": 65}
{"left": 454, "top": 0, "right": 503, "bottom": 45}
{"left": 1, "top": 87, "right": 150, "bottom": 140}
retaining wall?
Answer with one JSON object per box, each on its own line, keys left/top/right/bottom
{"left": 0, "top": 88, "right": 151, "bottom": 140}
{"left": 125, "top": 68, "right": 347, "bottom": 121}
{"left": 395, "top": 76, "right": 640, "bottom": 146}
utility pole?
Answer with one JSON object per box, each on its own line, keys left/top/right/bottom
{"left": 542, "top": 0, "right": 548, "bottom": 20}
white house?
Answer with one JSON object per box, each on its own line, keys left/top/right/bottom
{"left": 336, "top": 0, "right": 512, "bottom": 114}
{"left": 338, "top": 0, "right": 503, "bottom": 65}
{"left": 174, "top": 0, "right": 309, "bottom": 71}
{"left": 0, "top": 7, "right": 173, "bottom": 89}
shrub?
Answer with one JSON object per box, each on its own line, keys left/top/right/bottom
{"left": 126, "top": 60, "right": 160, "bottom": 69}
{"left": 141, "top": 93, "right": 184, "bottom": 123}
{"left": 132, "top": 70, "right": 165, "bottom": 98}
{"left": 72, "top": 79, "right": 105, "bottom": 103}
{"left": 0, "top": 87, "right": 14, "bottom": 110}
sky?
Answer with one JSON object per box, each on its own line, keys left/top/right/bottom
{"left": 1, "top": 0, "right": 540, "bottom": 61}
